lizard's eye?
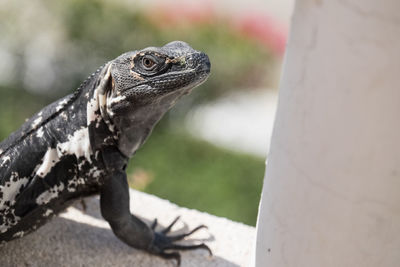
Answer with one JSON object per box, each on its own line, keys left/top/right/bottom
{"left": 142, "top": 56, "right": 156, "bottom": 70}
{"left": 134, "top": 53, "right": 168, "bottom": 76}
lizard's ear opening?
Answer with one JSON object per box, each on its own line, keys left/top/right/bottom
{"left": 96, "top": 63, "right": 115, "bottom": 129}
{"left": 97, "top": 64, "right": 113, "bottom": 112}
{"left": 97, "top": 63, "right": 113, "bottom": 96}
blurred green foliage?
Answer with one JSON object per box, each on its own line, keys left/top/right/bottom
{"left": 0, "top": 86, "right": 50, "bottom": 140}
{"left": 127, "top": 129, "right": 265, "bottom": 226}
{"left": 0, "top": 0, "right": 272, "bottom": 225}
{"left": 1, "top": 0, "right": 274, "bottom": 101}
{"left": 57, "top": 0, "right": 274, "bottom": 98}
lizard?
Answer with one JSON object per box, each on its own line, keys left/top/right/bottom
{"left": 0, "top": 41, "right": 211, "bottom": 265}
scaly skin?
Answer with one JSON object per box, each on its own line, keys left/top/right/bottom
{"left": 0, "top": 41, "right": 211, "bottom": 265}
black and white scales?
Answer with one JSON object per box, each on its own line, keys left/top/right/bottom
{"left": 0, "top": 41, "right": 211, "bottom": 265}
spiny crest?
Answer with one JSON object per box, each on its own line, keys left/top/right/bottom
{"left": 0, "top": 63, "right": 107, "bottom": 158}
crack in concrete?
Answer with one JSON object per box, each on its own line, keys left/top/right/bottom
{"left": 337, "top": 0, "right": 400, "bottom": 25}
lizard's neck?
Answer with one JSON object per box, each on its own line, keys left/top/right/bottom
{"left": 86, "top": 63, "right": 119, "bottom": 152}
{"left": 86, "top": 63, "right": 115, "bottom": 132}
{"left": 112, "top": 89, "right": 188, "bottom": 158}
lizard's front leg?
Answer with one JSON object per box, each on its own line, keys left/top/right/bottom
{"left": 100, "top": 169, "right": 211, "bottom": 266}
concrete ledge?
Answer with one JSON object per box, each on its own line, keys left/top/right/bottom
{"left": 0, "top": 189, "right": 254, "bottom": 266}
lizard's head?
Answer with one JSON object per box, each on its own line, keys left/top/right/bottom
{"left": 110, "top": 41, "right": 210, "bottom": 105}
{"left": 95, "top": 41, "right": 211, "bottom": 156}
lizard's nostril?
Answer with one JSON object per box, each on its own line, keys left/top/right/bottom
{"left": 203, "top": 53, "right": 211, "bottom": 72}
{"left": 192, "top": 53, "right": 210, "bottom": 74}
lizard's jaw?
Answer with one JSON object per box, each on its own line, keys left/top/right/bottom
{"left": 146, "top": 51, "right": 210, "bottom": 95}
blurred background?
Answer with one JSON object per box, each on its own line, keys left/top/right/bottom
{"left": 0, "top": 0, "right": 293, "bottom": 226}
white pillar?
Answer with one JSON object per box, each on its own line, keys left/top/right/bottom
{"left": 255, "top": 1, "right": 400, "bottom": 266}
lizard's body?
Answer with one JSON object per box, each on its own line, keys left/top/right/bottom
{"left": 0, "top": 41, "right": 211, "bottom": 264}
{"left": 0, "top": 70, "right": 109, "bottom": 239}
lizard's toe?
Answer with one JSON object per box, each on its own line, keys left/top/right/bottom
{"left": 148, "top": 217, "right": 212, "bottom": 266}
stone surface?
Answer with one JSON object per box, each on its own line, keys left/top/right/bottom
{"left": 0, "top": 189, "right": 254, "bottom": 267}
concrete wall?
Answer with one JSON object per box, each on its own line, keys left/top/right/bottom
{"left": 255, "top": 0, "right": 400, "bottom": 266}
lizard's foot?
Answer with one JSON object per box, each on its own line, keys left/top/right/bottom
{"left": 148, "top": 216, "right": 212, "bottom": 266}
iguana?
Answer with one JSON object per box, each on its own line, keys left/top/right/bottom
{"left": 0, "top": 41, "right": 211, "bottom": 265}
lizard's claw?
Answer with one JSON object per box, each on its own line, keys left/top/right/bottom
{"left": 148, "top": 216, "right": 212, "bottom": 266}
